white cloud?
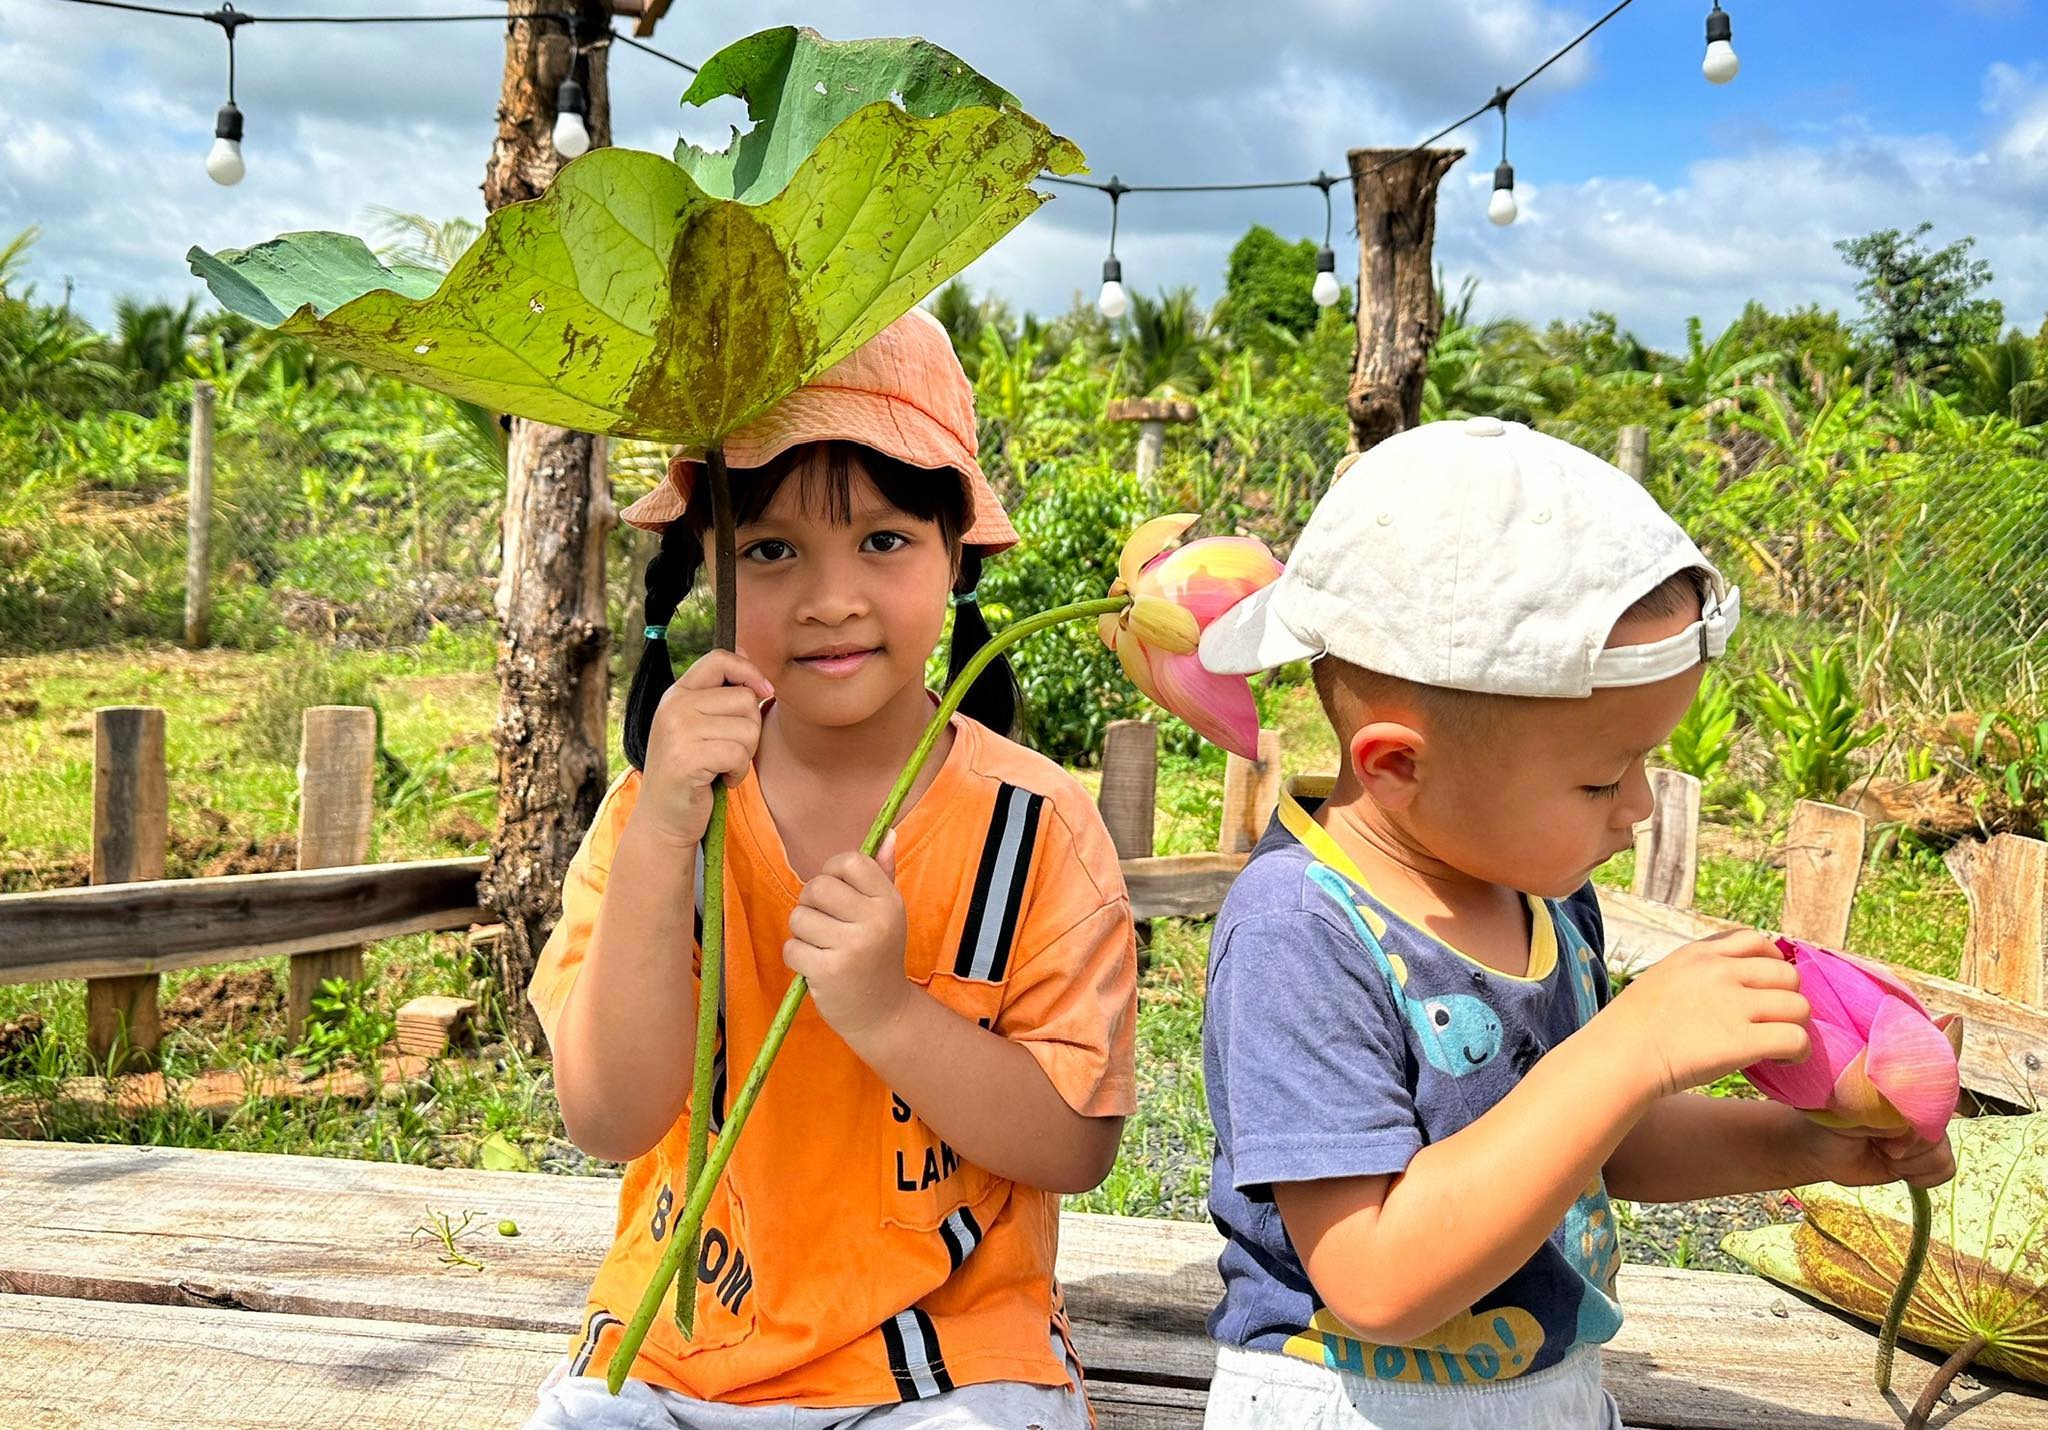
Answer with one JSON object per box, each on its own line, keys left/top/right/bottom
{"left": 2, "top": 1, "right": 2043, "bottom": 354}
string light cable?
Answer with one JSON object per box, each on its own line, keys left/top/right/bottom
{"left": 43, "top": 0, "right": 701, "bottom": 180}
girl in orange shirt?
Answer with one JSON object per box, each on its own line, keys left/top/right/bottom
{"left": 525, "top": 309, "right": 1138, "bottom": 1427}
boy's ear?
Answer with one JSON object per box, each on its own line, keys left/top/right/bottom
{"left": 1347, "top": 721, "right": 1426, "bottom": 811}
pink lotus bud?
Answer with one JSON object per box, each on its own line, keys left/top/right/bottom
{"left": 1743, "top": 937, "right": 1963, "bottom": 1145}
{"left": 1098, "top": 515, "right": 1282, "bottom": 760}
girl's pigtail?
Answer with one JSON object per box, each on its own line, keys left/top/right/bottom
{"left": 624, "top": 519, "right": 703, "bottom": 771}
{"left": 947, "top": 548, "right": 1021, "bottom": 739}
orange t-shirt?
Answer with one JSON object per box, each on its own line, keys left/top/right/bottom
{"left": 527, "top": 713, "right": 1139, "bottom": 1409}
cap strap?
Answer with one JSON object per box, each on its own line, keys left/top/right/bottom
{"left": 1589, "top": 585, "right": 1740, "bottom": 689}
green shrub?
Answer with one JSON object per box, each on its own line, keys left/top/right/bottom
{"left": 979, "top": 455, "right": 1143, "bottom": 762}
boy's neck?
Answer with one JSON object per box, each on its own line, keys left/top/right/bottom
{"left": 1314, "top": 768, "right": 1533, "bottom": 976}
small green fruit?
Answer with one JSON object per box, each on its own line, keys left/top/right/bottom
{"left": 497, "top": 1219, "right": 520, "bottom": 1237}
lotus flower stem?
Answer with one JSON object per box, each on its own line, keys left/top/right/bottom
{"left": 608, "top": 592, "right": 1130, "bottom": 1391}
{"left": 1907, "top": 1329, "right": 1987, "bottom": 1430}
{"left": 673, "top": 447, "right": 737, "bottom": 1341}
{"left": 1877, "top": 1185, "right": 1933, "bottom": 1393}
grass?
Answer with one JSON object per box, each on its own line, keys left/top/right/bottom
{"left": 0, "top": 641, "right": 1980, "bottom": 1246}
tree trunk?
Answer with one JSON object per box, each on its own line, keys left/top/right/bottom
{"left": 1343, "top": 147, "right": 1463, "bottom": 454}
{"left": 479, "top": 0, "right": 616, "bottom": 1053}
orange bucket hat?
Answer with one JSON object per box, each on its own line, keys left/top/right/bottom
{"left": 619, "top": 308, "right": 1018, "bottom": 554}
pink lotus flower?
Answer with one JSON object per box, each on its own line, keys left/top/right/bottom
{"left": 1098, "top": 515, "right": 1282, "bottom": 760}
{"left": 1743, "top": 937, "right": 1964, "bottom": 1144}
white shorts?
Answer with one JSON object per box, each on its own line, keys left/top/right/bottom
{"left": 523, "top": 1357, "right": 1091, "bottom": 1429}
{"left": 1203, "top": 1342, "right": 1627, "bottom": 1429}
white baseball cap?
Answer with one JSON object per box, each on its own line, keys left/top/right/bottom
{"left": 1198, "top": 417, "right": 1739, "bottom": 697}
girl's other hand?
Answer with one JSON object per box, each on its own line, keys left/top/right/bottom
{"left": 639, "top": 649, "right": 773, "bottom": 848}
{"left": 784, "top": 831, "right": 911, "bottom": 1041}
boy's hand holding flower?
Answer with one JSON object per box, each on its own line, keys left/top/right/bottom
{"left": 784, "top": 830, "right": 911, "bottom": 1040}
{"left": 1785, "top": 1121, "right": 1956, "bottom": 1192}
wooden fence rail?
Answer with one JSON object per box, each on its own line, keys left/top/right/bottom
{"left": 4, "top": 712, "right": 2045, "bottom": 1105}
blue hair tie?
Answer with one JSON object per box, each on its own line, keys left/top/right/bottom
{"left": 950, "top": 591, "right": 978, "bottom": 608}
{"left": 644, "top": 624, "right": 668, "bottom": 640}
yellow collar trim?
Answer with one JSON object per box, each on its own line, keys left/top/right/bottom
{"left": 1278, "top": 776, "right": 1557, "bottom": 984}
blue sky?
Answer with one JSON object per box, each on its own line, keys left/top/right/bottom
{"left": 3, "top": 0, "right": 2045, "bottom": 350}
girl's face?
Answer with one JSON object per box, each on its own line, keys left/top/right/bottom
{"left": 721, "top": 449, "right": 954, "bottom": 730}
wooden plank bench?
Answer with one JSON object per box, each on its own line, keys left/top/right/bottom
{"left": 0, "top": 1143, "right": 2041, "bottom": 1427}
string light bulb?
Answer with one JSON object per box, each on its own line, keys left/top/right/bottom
{"left": 1702, "top": 4, "right": 1739, "bottom": 84}
{"left": 203, "top": 4, "right": 250, "bottom": 187}
{"left": 1098, "top": 257, "right": 1129, "bottom": 320}
{"left": 1310, "top": 172, "right": 1341, "bottom": 308}
{"left": 1312, "top": 249, "right": 1340, "bottom": 308}
{"left": 1487, "top": 91, "right": 1517, "bottom": 226}
{"left": 207, "top": 101, "right": 246, "bottom": 186}
{"left": 552, "top": 76, "right": 591, "bottom": 159}
{"left": 1096, "top": 177, "right": 1130, "bottom": 320}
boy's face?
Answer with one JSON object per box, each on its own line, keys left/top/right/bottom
{"left": 721, "top": 452, "right": 953, "bottom": 730}
{"left": 1350, "top": 597, "right": 1707, "bottom": 900}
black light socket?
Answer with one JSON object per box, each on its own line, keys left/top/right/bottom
{"left": 555, "top": 77, "right": 587, "bottom": 119}
{"left": 1706, "top": 5, "right": 1732, "bottom": 44}
{"left": 214, "top": 101, "right": 243, "bottom": 142}
{"left": 1101, "top": 256, "right": 1123, "bottom": 284}
{"left": 1493, "top": 161, "right": 1515, "bottom": 192}
{"left": 1315, "top": 246, "right": 1336, "bottom": 274}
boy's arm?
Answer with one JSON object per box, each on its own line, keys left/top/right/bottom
{"left": 1276, "top": 930, "right": 1810, "bottom": 1345}
{"left": 1602, "top": 1093, "right": 1807, "bottom": 1202}
{"left": 1606, "top": 1091, "right": 1958, "bottom": 1201}
{"left": 1277, "top": 1026, "right": 1651, "bottom": 1346}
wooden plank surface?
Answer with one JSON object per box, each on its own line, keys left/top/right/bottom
{"left": 1780, "top": 800, "right": 1865, "bottom": 950}
{"left": 0, "top": 858, "right": 486, "bottom": 985}
{"left": 1123, "top": 853, "right": 1246, "bottom": 921}
{"left": 1, "top": 1143, "right": 2040, "bottom": 1427}
{"left": 1598, "top": 885, "right": 2048, "bottom": 1108}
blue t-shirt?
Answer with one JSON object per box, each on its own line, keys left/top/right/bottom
{"left": 1203, "top": 785, "right": 1623, "bottom": 1388}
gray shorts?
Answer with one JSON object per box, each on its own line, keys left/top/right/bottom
{"left": 523, "top": 1357, "right": 1090, "bottom": 1429}
{"left": 1203, "top": 1342, "right": 1627, "bottom": 1429}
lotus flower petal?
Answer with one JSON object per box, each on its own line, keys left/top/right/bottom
{"left": 1119, "top": 514, "right": 1198, "bottom": 594}
{"left": 1744, "top": 1014, "right": 1865, "bottom": 1112}
{"left": 1097, "top": 612, "right": 1122, "bottom": 652}
{"left": 1138, "top": 537, "right": 1287, "bottom": 629}
{"left": 1935, "top": 1012, "right": 1965, "bottom": 1060}
{"left": 1825, "top": 1049, "right": 1912, "bottom": 1135}
{"left": 1146, "top": 650, "right": 1263, "bottom": 759}
{"left": 1864, "top": 997, "right": 1962, "bottom": 1144}
{"left": 1115, "top": 627, "right": 1166, "bottom": 710}
{"left": 1128, "top": 597, "right": 1200, "bottom": 654}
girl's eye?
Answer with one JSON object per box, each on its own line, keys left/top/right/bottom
{"left": 1582, "top": 782, "right": 1622, "bottom": 800}
{"left": 861, "top": 531, "right": 912, "bottom": 554}
{"left": 742, "top": 539, "right": 795, "bottom": 564}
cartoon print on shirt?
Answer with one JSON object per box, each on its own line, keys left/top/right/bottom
{"left": 1305, "top": 864, "right": 1504, "bottom": 1076}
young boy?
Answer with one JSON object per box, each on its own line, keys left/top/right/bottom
{"left": 1193, "top": 418, "right": 1954, "bottom": 1428}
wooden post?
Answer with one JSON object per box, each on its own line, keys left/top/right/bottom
{"left": 1614, "top": 425, "right": 1649, "bottom": 484}
{"left": 1945, "top": 833, "right": 2048, "bottom": 1008}
{"left": 1631, "top": 768, "right": 1701, "bottom": 910}
{"left": 479, "top": 0, "right": 619, "bottom": 1055}
{"left": 1097, "top": 721, "right": 1158, "bottom": 862}
{"left": 1105, "top": 397, "right": 1199, "bottom": 495}
{"left": 1343, "top": 147, "right": 1463, "bottom": 453}
{"left": 183, "top": 380, "right": 215, "bottom": 649}
{"left": 289, "top": 706, "right": 377, "bottom": 1043}
{"left": 1779, "top": 800, "right": 1866, "bottom": 950}
{"left": 86, "top": 707, "right": 167, "bottom": 1071}
{"left": 1219, "top": 729, "right": 1283, "bottom": 856}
